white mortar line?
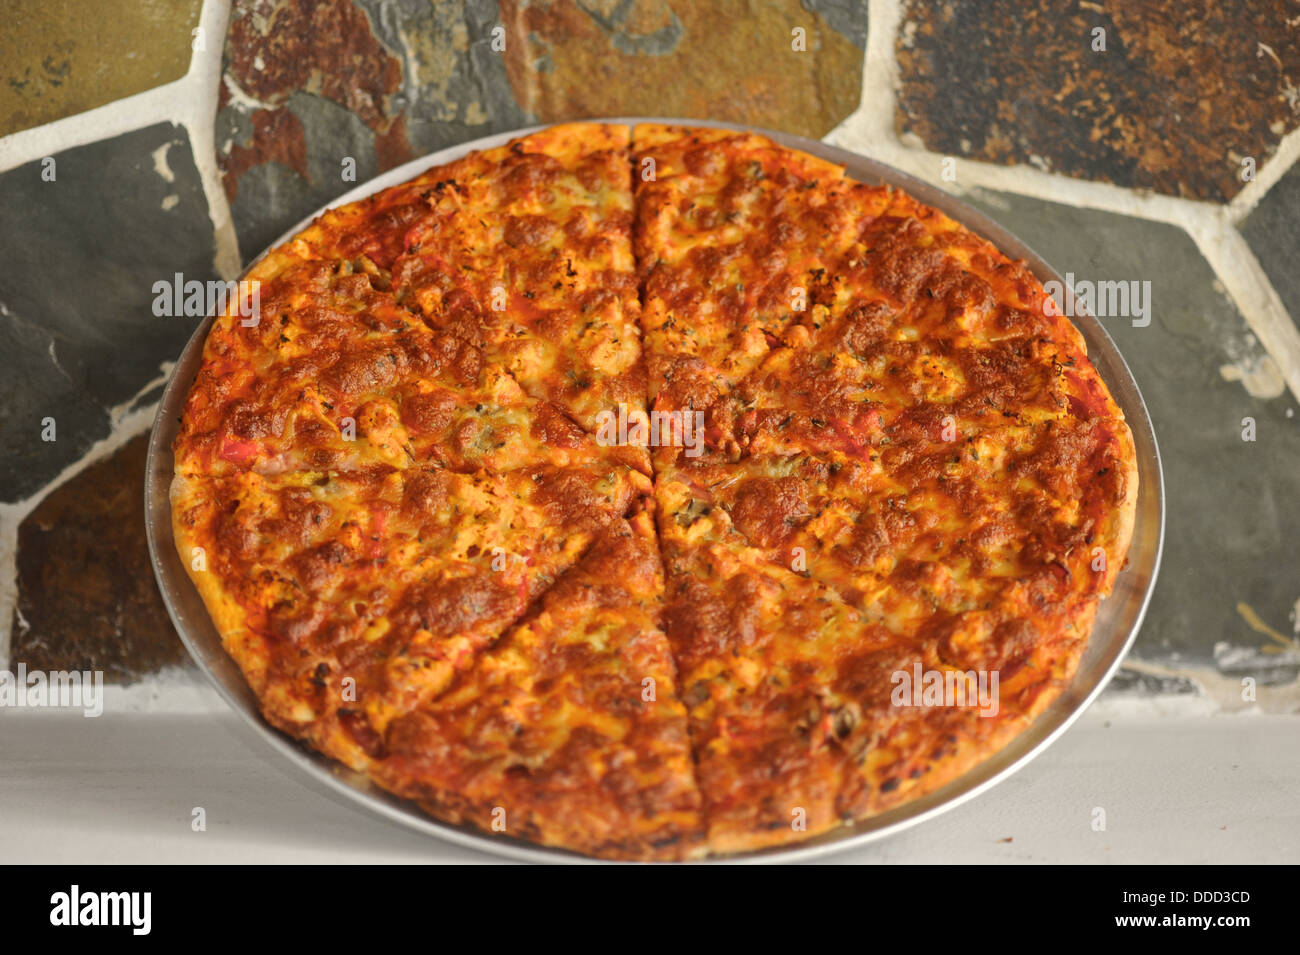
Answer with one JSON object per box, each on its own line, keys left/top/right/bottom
{"left": 1190, "top": 222, "right": 1297, "bottom": 396}
{"left": 0, "top": 79, "right": 195, "bottom": 174}
{"left": 1112, "top": 658, "right": 1300, "bottom": 717}
{"left": 830, "top": 0, "right": 1300, "bottom": 404}
{"left": 0, "top": 0, "right": 228, "bottom": 173}
{"left": 188, "top": 0, "right": 240, "bottom": 279}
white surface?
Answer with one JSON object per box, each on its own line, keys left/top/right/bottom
{"left": 1, "top": 681, "right": 1296, "bottom": 864}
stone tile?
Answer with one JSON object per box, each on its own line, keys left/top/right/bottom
{"left": 223, "top": 92, "right": 382, "bottom": 261}
{"left": 500, "top": 0, "right": 865, "bottom": 139}
{"left": 218, "top": 0, "right": 527, "bottom": 265}
{"left": 0, "top": 123, "right": 215, "bottom": 503}
{"left": 962, "top": 187, "right": 1300, "bottom": 681}
{"left": 1, "top": 1, "right": 203, "bottom": 137}
{"left": 896, "top": 0, "right": 1300, "bottom": 202}
{"left": 10, "top": 435, "right": 192, "bottom": 683}
{"left": 1241, "top": 164, "right": 1300, "bottom": 335}
{"left": 357, "top": 0, "right": 528, "bottom": 151}
{"left": 802, "top": 0, "right": 868, "bottom": 51}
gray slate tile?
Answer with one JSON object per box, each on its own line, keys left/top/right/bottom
{"left": 1241, "top": 164, "right": 1300, "bottom": 336}
{"left": 0, "top": 123, "right": 215, "bottom": 502}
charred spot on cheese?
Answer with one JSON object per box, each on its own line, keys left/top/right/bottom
{"left": 840, "top": 504, "right": 920, "bottom": 571}
{"left": 395, "top": 573, "right": 518, "bottom": 639}
{"left": 400, "top": 389, "right": 459, "bottom": 435}
{"left": 293, "top": 540, "right": 351, "bottom": 596}
{"left": 530, "top": 402, "right": 586, "bottom": 448}
{"left": 658, "top": 355, "right": 725, "bottom": 412}
{"left": 533, "top": 466, "right": 628, "bottom": 532}
{"left": 727, "top": 475, "right": 809, "bottom": 549}
{"left": 322, "top": 346, "right": 407, "bottom": 398}
{"left": 400, "top": 469, "right": 452, "bottom": 518}
{"left": 835, "top": 300, "right": 895, "bottom": 355}
{"left": 503, "top": 214, "right": 560, "bottom": 248}
{"left": 665, "top": 574, "right": 762, "bottom": 661}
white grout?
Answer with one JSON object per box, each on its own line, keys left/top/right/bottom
{"left": 1186, "top": 218, "right": 1296, "bottom": 400}
{"left": 0, "top": 1, "right": 238, "bottom": 278}
{"left": 188, "top": 0, "right": 240, "bottom": 279}
{"left": 1228, "top": 120, "right": 1300, "bottom": 225}
{"left": 0, "top": 79, "right": 195, "bottom": 174}
{"left": 151, "top": 142, "right": 176, "bottom": 183}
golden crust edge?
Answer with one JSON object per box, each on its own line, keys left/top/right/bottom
{"left": 169, "top": 473, "right": 270, "bottom": 697}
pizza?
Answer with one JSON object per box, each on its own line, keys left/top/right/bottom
{"left": 171, "top": 122, "right": 1138, "bottom": 860}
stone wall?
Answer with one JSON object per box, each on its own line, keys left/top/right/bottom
{"left": 1, "top": 0, "right": 1297, "bottom": 708}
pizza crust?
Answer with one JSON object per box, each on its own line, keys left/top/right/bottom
{"left": 171, "top": 471, "right": 270, "bottom": 697}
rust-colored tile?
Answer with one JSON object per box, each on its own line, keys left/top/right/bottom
{"left": 224, "top": 0, "right": 405, "bottom": 133}
{"left": 1, "top": 0, "right": 203, "bottom": 137}
{"left": 500, "top": 0, "right": 866, "bottom": 139}
{"left": 10, "top": 435, "right": 190, "bottom": 683}
{"left": 221, "top": 107, "right": 310, "bottom": 203}
{"left": 896, "top": 0, "right": 1300, "bottom": 202}
{"left": 218, "top": 0, "right": 408, "bottom": 200}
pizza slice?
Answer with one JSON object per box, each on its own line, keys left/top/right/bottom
{"left": 174, "top": 250, "right": 647, "bottom": 479}
{"left": 654, "top": 520, "right": 878, "bottom": 852}
{"left": 710, "top": 183, "right": 1131, "bottom": 462}
{"left": 388, "top": 123, "right": 647, "bottom": 438}
{"left": 370, "top": 509, "right": 706, "bottom": 860}
{"left": 633, "top": 125, "right": 1130, "bottom": 465}
{"left": 632, "top": 124, "right": 897, "bottom": 447}
{"left": 171, "top": 459, "right": 646, "bottom": 759}
{"left": 655, "top": 457, "right": 1094, "bottom": 853}
{"left": 702, "top": 248, "right": 1137, "bottom": 621}
{"left": 659, "top": 383, "right": 1133, "bottom": 619}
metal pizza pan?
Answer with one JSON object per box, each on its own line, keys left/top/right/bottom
{"left": 145, "top": 118, "right": 1164, "bottom": 864}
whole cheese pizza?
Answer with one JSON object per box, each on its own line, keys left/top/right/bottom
{"left": 171, "top": 122, "right": 1137, "bottom": 860}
